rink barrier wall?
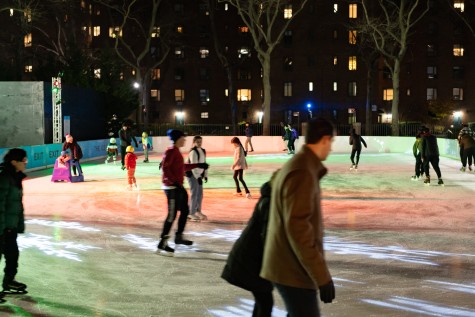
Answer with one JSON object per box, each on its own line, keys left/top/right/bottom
{"left": 0, "top": 136, "right": 460, "bottom": 172}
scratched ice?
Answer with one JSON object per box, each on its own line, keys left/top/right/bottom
{"left": 362, "top": 296, "right": 475, "bottom": 317}
{"left": 426, "top": 280, "right": 475, "bottom": 295}
{"left": 121, "top": 234, "right": 157, "bottom": 251}
{"left": 26, "top": 219, "right": 101, "bottom": 232}
{"left": 188, "top": 228, "right": 243, "bottom": 242}
{"left": 324, "top": 236, "right": 475, "bottom": 266}
{"left": 209, "top": 298, "right": 287, "bottom": 317}
{"left": 18, "top": 233, "right": 101, "bottom": 262}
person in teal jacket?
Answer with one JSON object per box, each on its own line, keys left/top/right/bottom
{"left": 0, "top": 148, "right": 28, "bottom": 295}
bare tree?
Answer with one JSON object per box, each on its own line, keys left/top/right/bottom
{"left": 221, "top": 0, "right": 309, "bottom": 135}
{"left": 96, "top": 0, "right": 171, "bottom": 127}
{"left": 206, "top": 0, "right": 238, "bottom": 135}
{"left": 359, "top": 0, "right": 429, "bottom": 136}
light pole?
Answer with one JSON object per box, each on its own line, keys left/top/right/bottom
{"left": 175, "top": 111, "right": 185, "bottom": 126}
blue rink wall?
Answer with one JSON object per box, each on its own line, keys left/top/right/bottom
{"left": 0, "top": 136, "right": 461, "bottom": 171}
{"left": 0, "top": 138, "right": 143, "bottom": 171}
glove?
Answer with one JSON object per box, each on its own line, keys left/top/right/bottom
{"left": 197, "top": 163, "right": 209, "bottom": 170}
{"left": 319, "top": 280, "right": 335, "bottom": 303}
{"left": 204, "top": 177, "right": 208, "bottom": 183}
{"left": 197, "top": 177, "right": 203, "bottom": 185}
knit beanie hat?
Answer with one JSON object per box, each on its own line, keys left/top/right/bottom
{"left": 110, "top": 138, "right": 116, "bottom": 144}
{"left": 167, "top": 129, "right": 185, "bottom": 143}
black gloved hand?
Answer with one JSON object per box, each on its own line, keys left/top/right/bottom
{"left": 204, "top": 177, "right": 208, "bottom": 183}
{"left": 319, "top": 280, "right": 335, "bottom": 303}
{"left": 197, "top": 163, "right": 209, "bottom": 170}
{"left": 197, "top": 177, "right": 203, "bottom": 185}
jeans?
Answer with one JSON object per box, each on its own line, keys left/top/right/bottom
{"left": 233, "top": 169, "right": 249, "bottom": 194}
{"left": 187, "top": 176, "right": 203, "bottom": 214}
{"left": 350, "top": 149, "right": 361, "bottom": 165}
{"left": 251, "top": 290, "right": 274, "bottom": 317}
{"left": 1, "top": 229, "right": 20, "bottom": 286}
{"left": 275, "top": 283, "right": 319, "bottom": 317}
{"left": 423, "top": 155, "right": 442, "bottom": 179}
{"left": 161, "top": 186, "right": 189, "bottom": 238}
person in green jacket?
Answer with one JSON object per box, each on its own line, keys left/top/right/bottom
{"left": 411, "top": 133, "right": 424, "bottom": 180}
{"left": 0, "top": 148, "right": 28, "bottom": 295}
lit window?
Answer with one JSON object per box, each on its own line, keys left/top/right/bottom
{"left": 237, "top": 89, "right": 252, "bottom": 101}
{"left": 24, "top": 65, "right": 33, "bottom": 73}
{"left": 24, "top": 8, "right": 32, "bottom": 22}
{"left": 175, "top": 89, "right": 185, "bottom": 101}
{"left": 284, "top": 57, "right": 293, "bottom": 71}
{"left": 225, "top": 3, "right": 229, "bottom": 10}
{"left": 200, "top": 89, "right": 210, "bottom": 103}
{"left": 238, "top": 47, "right": 251, "bottom": 58}
{"left": 407, "top": 89, "right": 411, "bottom": 96}
{"left": 109, "top": 27, "right": 122, "bottom": 38}
{"left": 333, "top": 82, "right": 338, "bottom": 91}
{"left": 284, "top": 4, "right": 292, "bottom": 19}
{"left": 150, "top": 89, "right": 159, "bottom": 100}
{"left": 349, "top": 3, "right": 357, "bottom": 18}
{"left": 176, "top": 26, "right": 183, "bottom": 33}
{"left": 201, "top": 112, "right": 209, "bottom": 118}
{"left": 94, "top": 68, "right": 101, "bottom": 79}
{"left": 383, "top": 89, "right": 393, "bottom": 101}
{"left": 348, "top": 56, "right": 357, "bottom": 70}
{"left": 239, "top": 26, "right": 249, "bottom": 33}
{"left": 333, "top": 56, "right": 338, "bottom": 65}
{"left": 199, "top": 47, "right": 209, "bottom": 58}
{"left": 453, "top": 44, "right": 464, "bottom": 56}
{"left": 151, "top": 26, "right": 160, "bottom": 38}
{"left": 334, "top": 4, "right": 338, "bottom": 13}
{"left": 453, "top": 88, "right": 464, "bottom": 100}
{"left": 152, "top": 68, "right": 160, "bottom": 80}
{"left": 119, "top": 72, "right": 124, "bottom": 80}
{"left": 93, "top": 26, "right": 100, "bottom": 36}
{"left": 81, "top": 0, "right": 86, "bottom": 9}
{"left": 9, "top": 9, "right": 13, "bottom": 16}
{"left": 427, "top": 66, "right": 437, "bottom": 79}
{"left": 175, "top": 47, "right": 185, "bottom": 58}
{"left": 427, "top": 88, "right": 437, "bottom": 100}
{"left": 309, "top": 82, "right": 314, "bottom": 91}
{"left": 454, "top": 0, "right": 465, "bottom": 12}
{"left": 284, "top": 82, "right": 292, "bottom": 97}
{"left": 24, "top": 33, "right": 32, "bottom": 47}
{"left": 349, "top": 30, "right": 357, "bottom": 44}
{"left": 132, "top": 69, "right": 136, "bottom": 76}
{"left": 348, "top": 82, "right": 357, "bottom": 96}
{"left": 225, "top": 89, "right": 228, "bottom": 96}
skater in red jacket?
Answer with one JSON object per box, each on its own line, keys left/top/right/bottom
{"left": 156, "top": 129, "right": 209, "bottom": 256}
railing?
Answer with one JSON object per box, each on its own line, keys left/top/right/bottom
{"left": 135, "top": 122, "right": 452, "bottom": 138}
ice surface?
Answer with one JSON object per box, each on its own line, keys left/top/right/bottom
{"left": 2, "top": 151, "right": 473, "bottom": 316}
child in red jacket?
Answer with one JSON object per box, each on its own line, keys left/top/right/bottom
{"left": 124, "top": 146, "right": 138, "bottom": 190}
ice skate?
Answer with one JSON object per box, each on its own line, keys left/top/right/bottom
{"left": 3, "top": 280, "right": 28, "bottom": 294}
{"left": 349, "top": 164, "right": 356, "bottom": 171}
{"left": 460, "top": 166, "right": 466, "bottom": 172}
{"left": 188, "top": 213, "right": 201, "bottom": 221}
{"left": 195, "top": 211, "right": 208, "bottom": 221}
{"left": 175, "top": 234, "right": 193, "bottom": 246}
{"left": 411, "top": 175, "right": 419, "bottom": 181}
{"left": 105, "top": 159, "right": 108, "bottom": 164}
{"left": 469, "top": 166, "right": 473, "bottom": 172}
{"left": 156, "top": 236, "right": 175, "bottom": 256}
{"left": 438, "top": 179, "right": 444, "bottom": 186}
{"left": 143, "top": 159, "right": 149, "bottom": 163}
{"left": 424, "top": 177, "right": 430, "bottom": 185}
{"left": 246, "top": 193, "right": 252, "bottom": 199}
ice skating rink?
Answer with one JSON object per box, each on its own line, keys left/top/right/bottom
{"left": 3, "top": 150, "right": 475, "bottom": 317}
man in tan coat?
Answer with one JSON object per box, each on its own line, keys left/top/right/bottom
{"left": 260, "top": 117, "right": 335, "bottom": 316}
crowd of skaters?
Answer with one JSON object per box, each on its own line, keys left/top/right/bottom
{"left": 2, "top": 118, "right": 474, "bottom": 314}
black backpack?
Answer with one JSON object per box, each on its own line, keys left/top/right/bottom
{"left": 185, "top": 147, "right": 206, "bottom": 177}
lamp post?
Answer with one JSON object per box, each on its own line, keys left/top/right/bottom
{"left": 453, "top": 110, "right": 463, "bottom": 133}
{"left": 307, "top": 103, "right": 313, "bottom": 119}
{"left": 175, "top": 111, "right": 185, "bottom": 126}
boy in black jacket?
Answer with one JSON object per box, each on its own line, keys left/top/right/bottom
{"left": 349, "top": 128, "right": 367, "bottom": 170}
{"left": 421, "top": 127, "right": 444, "bottom": 185}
